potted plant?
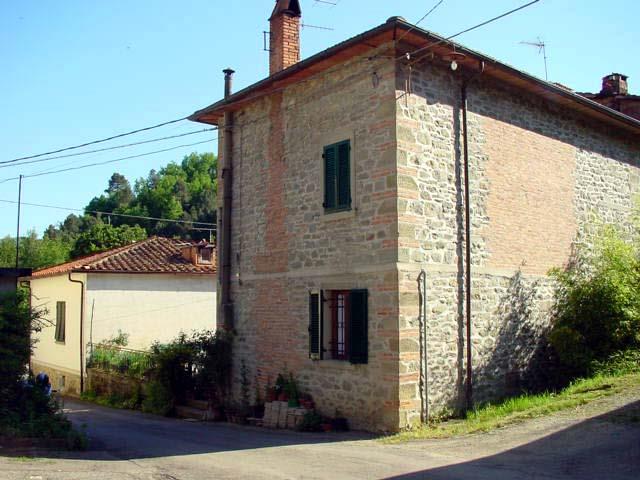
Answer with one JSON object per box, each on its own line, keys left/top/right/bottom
{"left": 297, "top": 411, "right": 323, "bottom": 432}
{"left": 299, "top": 394, "right": 315, "bottom": 410}
{"left": 320, "top": 421, "right": 333, "bottom": 432}
{"left": 275, "top": 373, "right": 287, "bottom": 401}
{"left": 285, "top": 373, "right": 300, "bottom": 407}
{"left": 331, "top": 409, "right": 349, "bottom": 431}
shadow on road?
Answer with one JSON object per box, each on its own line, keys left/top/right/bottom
{"left": 50, "top": 399, "right": 374, "bottom": 461}
{"left": 384, "top": 400, "right": 640, "bottom": 480}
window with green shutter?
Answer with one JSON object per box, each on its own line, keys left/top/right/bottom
{"left": 54, "top": 301, "right": 66, "bottom": 343}
{"left": 308, "top": 292, "right": 322, "bottom": 360}
{"left": 308, "top": 289, "right": 368, "bottom": 364}
{"left": 323, "top": 140, "right": 351, "bottom": 212}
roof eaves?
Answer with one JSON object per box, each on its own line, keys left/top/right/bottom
{"left": 190, "top": 17, "right": 640, "bottom": 135}
{"left": 394, "top": 18, "right": 640, "bottom": 133}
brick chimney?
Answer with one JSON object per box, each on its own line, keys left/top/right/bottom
{"left": 269, "top": 0, "right": 302, "bottom": 76}
{"left": 601, "top": 73, "right": 629, "bottom": 96}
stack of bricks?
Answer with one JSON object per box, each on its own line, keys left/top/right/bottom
{"left": 262, "top": 401, "right": 309, "bottom": 429}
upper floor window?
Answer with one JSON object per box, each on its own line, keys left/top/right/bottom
{"left": 323, "top": 140, "right": 351, "bottom": 213}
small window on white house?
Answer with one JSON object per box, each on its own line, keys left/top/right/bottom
{"left": 54, "top": 301, "right": 66, "bottom": 343}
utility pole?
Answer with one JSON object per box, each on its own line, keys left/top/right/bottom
{"left": 15, "top": 174, "right": 23, "bottom": 270}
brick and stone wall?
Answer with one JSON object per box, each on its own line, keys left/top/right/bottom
{"left": 395, "top": 59, "right": 640, "bottom": 426}
{"left": 220, "top": 47, "right": 402, "bottom": 431}
{"left": 216, "top": 43, "right": 638, "bottom": 432}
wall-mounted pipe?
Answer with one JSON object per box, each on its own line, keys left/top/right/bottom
{"left": 68, "top": 272, "right": 85, "bottom": 394}
{"left": 221, "top": 68, "right": 235, "bottom": 330}
{"left": 461, "top": 61, "right": 485, "bottom": 412}
{"left": 417, "top": 269, "right": 428, "bottom": 423}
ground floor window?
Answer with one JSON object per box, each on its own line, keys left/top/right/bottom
{"left": 309, "top": 289, "right": 368, "bottom": 364}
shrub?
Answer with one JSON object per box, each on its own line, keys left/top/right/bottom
{"left": 145, "top": 329, "right": 233, "bottom": 414}
{"left": 141, "top": 380, "right": 174, "bottom": 416}
{"left": 0, "top": 290, "right": 86, "bottom": 448}
{"left": 590, "top": 349, "right": 640, "bottom": 377}
{"left": 549, "top": 223, "right": 640, "bottom": 377}
{"left": 297, "top": 411, "right": 323, "bottom": 432}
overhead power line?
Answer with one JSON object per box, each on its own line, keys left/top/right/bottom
{"left": 0, "top": 128, "right": 216, "bottom": 169}
{"left": 398, "top": 0, "right": 541, "bottom": 60}
{"left": 3, "top": 117, "right": 188, "bottom": 165}
{"left": 0, "top": 138, "right": 217, "bottom": 184}
{"left": 0, "top": 198, "right": 217, "bottom": 228}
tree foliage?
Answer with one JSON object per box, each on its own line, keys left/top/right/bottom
{"left": 71, "top": 223, "right": 147, "bottom": 257}
{"left": 0, "top": 231, "right": 73, "bottom": 269}
{"left": 0, "top": 151, "right": 218, "bottom": 269}
{"left": 46, "top": 152, "right": 217, "bottom": 245}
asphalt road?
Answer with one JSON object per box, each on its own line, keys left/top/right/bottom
{"left": 1, "top": 394, "right": 639, "bottom": 480}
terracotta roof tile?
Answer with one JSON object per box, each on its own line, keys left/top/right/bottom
{"left": 30, "top": 237, "right": 216, "bottom": 278}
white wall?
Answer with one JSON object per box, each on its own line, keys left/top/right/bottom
{"left": 85, "top": 273, "right": 216, "bottom": 350}
{"left": 30, "top": 273, "right": 86, "bottom": 376}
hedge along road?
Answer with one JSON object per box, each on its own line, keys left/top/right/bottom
{"left": 1, "top": 394, "right": 638, "bottom": 480}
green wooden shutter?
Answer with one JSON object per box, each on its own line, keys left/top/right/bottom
{"left": 309, "top": 292, "right": 322, "bottom": 360}
{"left": 323, "top": 145, "right": 337, "bottom": 210}
{"left": 55, "top": 301, "right": 66, "bottom": 342}
{"left": 337, "top": 141, "right": 351, "bottom": 209}
{"left": 348, "top": 289, "right": 368, "bottom": 364}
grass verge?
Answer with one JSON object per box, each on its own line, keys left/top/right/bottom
{"left": 384, "top": 372, "right": 640, "bottom": 443}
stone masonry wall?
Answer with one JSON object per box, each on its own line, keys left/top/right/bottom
{"left": 395, "top": 59, "right": 640, "bottom": 426}
{"left": 222, "top": 47, "right": 402, "bottom": 431}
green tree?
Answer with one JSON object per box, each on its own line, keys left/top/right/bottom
{"left": 71, "top": 223, "right": 147, "bottom": 257}
{"left": 0, "top": 231, "right": 72, "bottom": 270}
{"left": 0, "top": 289, "right": 48, "bottom": 418}
{"left": 129, "top": 152, "right": 217, "bottom": 238}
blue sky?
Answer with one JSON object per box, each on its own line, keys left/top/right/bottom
{"left": 1, "top": 0, "right": 638, "bottom": 237}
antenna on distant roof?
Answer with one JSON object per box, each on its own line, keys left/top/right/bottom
{"left": 301, "top": 23, "right": 334, "bottom": 31}
{"left": 520, "top": 37, "right": 548, "bottom": 81}
{"left": 313, "top": 0, "right": 338, "bottom": 6}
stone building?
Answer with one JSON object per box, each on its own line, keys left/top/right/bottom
{"left": 190, "top": 1, "right": 640, "bottom": 431}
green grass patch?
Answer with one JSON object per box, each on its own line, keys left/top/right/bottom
{"left": 80, "top": 390, "right": 141, "bottom": 411}
{"left": 88, "top": 346, "right": 151, "bottom": 378}
{"left": 385, "top": 372, "right": 640, "bottom": 443}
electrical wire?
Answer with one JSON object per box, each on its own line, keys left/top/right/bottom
{"left": 0, "top": 138, "right": 217, "bottom": 184}
{"left": 397, "top": 0, "right": 541, "bottom": 61}
{"left": 396, "top": 0, "right": 444, "bottom": 43}
{"left": 0, "top": 198, "right": 217, "bottom": 227}
{"left": 0, "top": 128, "right": 216, "bottom": 169}
{"left": 2, "top": 117, "right": 188, "bottom": 165}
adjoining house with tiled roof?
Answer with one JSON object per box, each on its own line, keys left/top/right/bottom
{"left": 22, "top": 237, "right": 216, "bottom": 395}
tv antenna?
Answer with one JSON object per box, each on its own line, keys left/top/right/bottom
{"left": 520, "top": 37, "right": 548, "bottom": 80}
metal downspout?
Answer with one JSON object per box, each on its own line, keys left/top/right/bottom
{"left": 461, "top": 61, "right": 484, "bottom": 412}
{"left": 417, "top": 269, "right": 428, "bottom": 423}
{"left": 221, "top": 68, "right": 235, "bottom": 330}
{"left": 68, "top": 272, "right": 85, "bottom": 394}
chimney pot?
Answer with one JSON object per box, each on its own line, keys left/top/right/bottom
{"left": 601, "top": 73, "right": 628, "bottom": 96}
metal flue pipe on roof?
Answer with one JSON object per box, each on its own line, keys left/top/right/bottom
{"left": 221, "top": 68, "right": 235, "bottom": 329}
